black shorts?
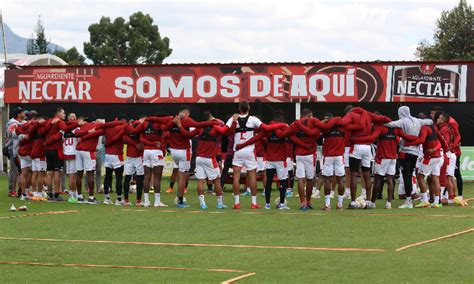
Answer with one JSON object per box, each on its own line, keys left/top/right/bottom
{"left": 46, "top": 150, "right": 64, "bottom": 171}
{"left": 349, "top": 157, "right": 370, "bottom": 172}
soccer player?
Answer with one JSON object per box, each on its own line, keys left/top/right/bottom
{"left": 103, "top": 115, "right": 129, "bottom": 205}
{"left": 61, "top": 113, "right": 82, "bottom": 203}
{"left": 187, "top": 111, "right": 235, "bottom": 209}
{"left": 15, "top": 111, "right": 38, "bottom": 200}
{"left": 133, "top": 113, "right": 173, "bottom": 207}
{"left": 351, "top": 120, "right": 415, "bottom": 209}
{"left": 75, "top": 117, "right": 105, "bottom": 204}
{"left": 224, "top": 101, "right": 285, "bottom": 209}
{"left": 437, "top": 112, "right": 457, "bottom": 204}
{"left": 43, "top": 108, "right": 78, "bottom": 201}
{"left": 385, "top": 106, "right": 433, "bottom": 209}
{"left": 123, "top": 117, "right": 145, "bottom": 206}
{"left": 6, "top": 107, "right": 28, "bottom": 197}
{"left": 29, "top": 115, "right": 48, "bottom": 201}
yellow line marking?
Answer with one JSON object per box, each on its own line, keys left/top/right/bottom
{"left": 221, "top": 272, "right": 257, "bottom": 283}
{"left": 396, "top": 228, "right": 474, "bottom": 252}
{"left": 0, "top": 236, "right": 386, "bottom": 252}
{"left": 0, "top": 261, "right": 244, "bottom": 273}
{"left": 0, "top": 210, "right": 79, "bottom": 220}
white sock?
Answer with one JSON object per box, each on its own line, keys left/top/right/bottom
{"left": 217, "top": 196, "right": 223, "bottom": 205}
{"left": 325, "top": 195, "right": 330, "bottom": 206}
{"left": 337, "top": 195, "right": 343, "bottom": 205}
{"left": 154, "top": 193, "right": 160, "bottom": 204}
{"left": 251, "top": 195, "right": 257, "bottom": 204}
{"left": 422, "top": 192, "right": 428, "bottom": 202}
{"left": 361, "top": 188, "right": 367, "bottom": 196}
{"left": 234, "top": 195, "right": 240, "bottom": 205}
{"left": 434, "top": 196, "right": 440, "bottom": 204}
{"left": 199, "top": 194, "right": 205, "bottom": 205}
{"left": 144, "top": 193, "right": 150, "bottom": 203}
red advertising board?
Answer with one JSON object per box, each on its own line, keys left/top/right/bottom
{"left": 4, "top": 62, "right": 473, "bottom": 104}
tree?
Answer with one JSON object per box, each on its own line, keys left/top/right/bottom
{"left": 416, "top": 0, "right": 474, "bottom": 60}
{"left": 84, "top": 12, "right": 172, "bottom": 64}
{"left": 53, "top": 47, "right": 86, "bottom": 65}
{"left": 27, "top": 16, "right": 50, "bottom": 55}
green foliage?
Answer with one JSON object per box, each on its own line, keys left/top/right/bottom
{"left": 84, "top": 12, "right": 172, "bottom": 64}
{"left": 27, "top": 16, "right": 50, "bottom": 55}
{"left": 53, "top": 47, "right": 86, "bottom": 65}
{"left": 416, "top": 0, "right": 474, "bottom": 60}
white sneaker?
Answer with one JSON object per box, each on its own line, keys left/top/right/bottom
{"left": 312, "top": 190, "right": 321, "bottom": 199}
{"left": 385, "top": 202, "right": 392, "bottom": 209}
{"left": 366, "top": 201, "right": 376, "bottom": 209}
{"left": 278, "top": 203, "right": 291, "bottom": 210}
{"left": 398, "top": 201, "right": 413, "bottom": 209}
{"left": 103, "top": 198, "right": 113, "bottom": 205}
{"left": 154, "top": 202, "right": 168, "bottom": 207}
{"left": 144, "top": 201, "right": 151, "bottom": 207}
{"left": 114, "top": 200, "right": 124, "bottom": 206}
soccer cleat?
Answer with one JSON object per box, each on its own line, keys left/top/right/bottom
{"left": 366, "top": 202, "right": 376, "bottom": 209}
{"left": 264, "top": 203, "right": 271, "bottom": 210}
{"left": 311, "top": 190, "right": 320, "bottom": 199}
{"left": 55, "top": 196, "right": 66, "bottom": 202}
{"left": 385, "top": 202, "right": 392, "bottom": 209}
{"left": 336, "top": 204, "right": 343, "bottom": 210}
{"left": 68, "top": 197, "right": 78, "bottom": 204}
{"left": 430, "top": 203, "right": 441, "bottom": 208}
{"left": 166, "top": 187, "right": 174, "bottom": 193}
{"left": 154, "top": 202, "right": 168, "bottom": 207}
{"left": 176, "top": 203, "right": 190, "bottom": 208}
{"left": 346, "top": 203, "right": 357, "bottom": 210}
{"left": 415, "top": 201, "right": 430, "bottom": 208}
{"left": 136, "top": 200, "right": 144, "bottom": 207}
{"left": 77, "top": 197, "right": 85, "bottom": 204}
{"left": 123, "top": 200, "right": 132, "bottom": 206}
{"left": 200, "top": 203, "right": 208, "bottom": 210}
{"left": 398, "top": 202, "right": 413, "bottom": 209}
{"left": 321, "top": 205, "right": 331, "bottom": 211}
{"left": 144, "top": 201, "right": 151, "bottom": 207}
{"left": 241, "top": 191, "right": 251, "bottom": 196}
{"left": 217, "top": 204, "right": 228, "bottom": 209}
{"left": 250, "top": 203, "right": 261, "bottom": 209}
{"left": 278, "top": 203, "right": 290, "bottom": 210}
{"left": 233, "top": 203, "right": 241, "bottom": 209}
{"left": 10, "top": 204, "right": 16, "bottom": 211}
{"left": 8, "top": 191, "right": 18, "bottom": 198}
{"left": 299, "top": 206, "right": 308, "bottom": 211}
{"left": 20, "top": 195, "right": 27, "bottom": 201}
{"left": 87, "top": 197, "right": 100, "bottom": 205}
{"left": 115, "top": 200, "right": 124, "bottom": 206}
{"left": 306, "top": 204, "right": 314, "bottom": 210}
{"left": 103, "top": 198, "right": 113, "bottom": 205}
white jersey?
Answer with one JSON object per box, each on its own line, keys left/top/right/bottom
{"left": 62, "top": 128, "right": 79, "bottom": 156}
{"left": 226, "top": 114, "right": 262, "bottom": 152}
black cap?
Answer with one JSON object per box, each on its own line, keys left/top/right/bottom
{"left": 11, "top": 107, "right": 28, "bottom": 118}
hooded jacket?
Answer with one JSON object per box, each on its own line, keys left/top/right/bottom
{"left": 385, "top": 106, "right": 432, "bottom": 156}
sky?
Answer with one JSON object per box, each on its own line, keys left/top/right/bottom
{"left": 1, "top": 0, "right": 470, "bottom": 63}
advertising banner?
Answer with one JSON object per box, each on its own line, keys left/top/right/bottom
{"left": 4, "top": 62, "right": 472, "bottom": 104}
{"left": 460, "top": 146, "right": 474, "bottom": 181}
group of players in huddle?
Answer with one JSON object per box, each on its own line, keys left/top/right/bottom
{"left": 4, "top": 101, "right": 466, "bottom": 210}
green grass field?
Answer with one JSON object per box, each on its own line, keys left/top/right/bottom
{"left": 0, "top": 175, "right": 472, "bottom": 283}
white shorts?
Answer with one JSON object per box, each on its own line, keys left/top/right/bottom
{"left": 143, "top": 149, "right": 165, "bottom": 168}
{"left": 195, "top": 157, "right": 220, "bottom": 180}
{"left": 257, "top": 157, "right": 266, "bottom": 172}
{"left": 418, "top": 157, "right": 443, "bottom": 177}
{"left": 321, "top": 156, "right": 345, "bottom": 177}
{"left": 169, "top": 148, "right": 191, "bottom": 172}
{"left": 416, "top": 155, "right": 423, "bottom": 169}
{"left": 344, "top": 147, "right": 350, "bottom": 167}
{"left": 65, "top": 159, "right": 77, "bottom": 174}
{"left": 104, "top": 154, "right": 124, "bottom": 169}
{"left": 286, "top": 157, "right": 294, "bottom": 171}
{"left": 76, "top": 150, "right": 96, "bottom": 172}
{"left": 124, "top": 156, "right": 144, "bottom": 176}
{"left": 20, "top": 155, "right": 32, "bottom": 169}
{"left": 32, "top": 158, "right": 46, "bottom": 172}
{"left": 233, "top": 149, "right": 257, "bottom": 170}
{"left": 349, "top": 144, "right": 372, "bottom": 168}
{"left": 295, "top": 154, "right": 316, "bottom": 179}
{"left": 266, "top": 160, "right": 289, "bottom": 180}
{"left": 446, "top": 152, "right": 456, "bottom": 177}
{"left": 374, "top": 158, "right": 396, "bottom": 176}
